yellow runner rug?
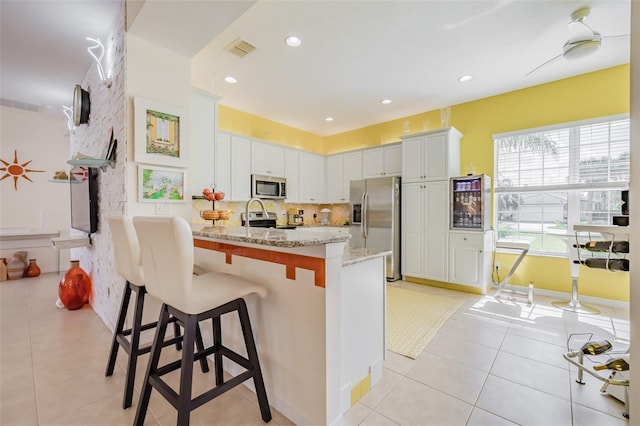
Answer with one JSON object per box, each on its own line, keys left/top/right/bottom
{"left": 387, "top": 286, "right": 465, "bottom": 359}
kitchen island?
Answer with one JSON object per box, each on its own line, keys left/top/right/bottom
{"left": 191, "top": 224, "right": 388, "bottom": 425}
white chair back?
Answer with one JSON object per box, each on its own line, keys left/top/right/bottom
{"left": 132, "top": 216, "right": 195, "bottom": 307}
{"left": 108, "top": 215, "right": 144, "bottom": 286}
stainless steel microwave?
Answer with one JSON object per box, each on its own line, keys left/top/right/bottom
{"left": 251, "top": 174, "right": 287, "bottom": 199}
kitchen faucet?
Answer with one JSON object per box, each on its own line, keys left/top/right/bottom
{"left": 245, "top": 198, "right": 269, "bottom": 228}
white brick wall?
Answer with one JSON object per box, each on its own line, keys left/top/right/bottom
{"left": 69, "top": 1, "right": 126, "bottom": 330}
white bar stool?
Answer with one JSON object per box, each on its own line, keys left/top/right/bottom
{"left": 105, "top": 216, "right": 209, "bottom": 409}
{"left": 132, "top": 216, "right": 271, "bottom": 426}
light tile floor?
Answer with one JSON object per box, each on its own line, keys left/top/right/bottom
{"left": 1, "top": 274, "right": 630, "bottom": 425}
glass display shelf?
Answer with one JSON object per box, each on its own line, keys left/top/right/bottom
{"left": 48, "top": 179, "right": 82, "bottom": 184}
{"left": 67, "top": 158, "right": 114, "bottom": 169}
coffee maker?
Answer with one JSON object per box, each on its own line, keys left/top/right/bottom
{"left": 287, "top": 208, "right": 304, "bottom": 226}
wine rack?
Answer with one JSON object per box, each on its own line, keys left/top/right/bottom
{"left": 573, "top": 225, "right": 630, "bottom": 273}
{"left": 563, "top": 333, "right": 630, "bottom": 419}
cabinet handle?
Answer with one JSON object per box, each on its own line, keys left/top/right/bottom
{"left": 463, "top": 237, "right": 467, "bottom": 241}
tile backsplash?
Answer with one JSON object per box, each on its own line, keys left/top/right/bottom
{"left": 192, "top": 199, "right": 350, "bottom": 227}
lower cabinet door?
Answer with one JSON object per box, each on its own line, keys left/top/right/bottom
{"left": 449, "top": 232, "right": 483, "bottom": 287}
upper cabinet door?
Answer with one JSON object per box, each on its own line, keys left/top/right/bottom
{"left": 299, "top": 151, "right": 325, "bottom": 203}
{"left": 251, "top": 140, "right": 285, "bottom": 177}
{"left": 401, "top": 128, "right": 462, "bottom": 182}
{"left": 326, "top": 154, "right": 345, "bottom": 203}
{"left": 401, "top": 137, "right": 423, "bottom": 182}
{"left": 284, "top": 148, "right": 300, "bottom": 203}
{"left": 362, "top": 144, "right": 401, "bottom": 178}
{"left": 230, "top": 135, "right": 251, "bottom": 201}
{"left": 362, "top": 148, "right": 384, "bottom": 178}
{"left": 383, "top": 144, "right": 402, "bottom": 176}
{"left": 190, "top": 89, "right": 219, "bottom": 196}
{"left": 214, "top": 131, "right": 231, "bottom": 196}
{"left": 342, "top": 151, "right": 362, "bottom": 197}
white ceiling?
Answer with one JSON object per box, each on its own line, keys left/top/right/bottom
{"left": 1, "top": 0, "right": 631, "bottom": 136}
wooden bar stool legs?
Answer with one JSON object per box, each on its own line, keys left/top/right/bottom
{"left": 105, "top": 281, "right": 209, "bottom": 409}
{"left": 134, "top": 298, "right": 272, "bottom": 426}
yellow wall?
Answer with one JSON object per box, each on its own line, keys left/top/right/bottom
{"left": 218, "top": 105, "right": 326, "bottom": 154}
{"left": 218, "top": 64, "right": 631, "bottom": 301}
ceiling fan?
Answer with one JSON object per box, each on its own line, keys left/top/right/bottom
{"left": 526, "top": 6, "right": 627, "bottom": 76}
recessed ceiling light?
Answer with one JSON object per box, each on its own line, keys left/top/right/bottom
{"left": 224, "top": 76, "right": 237, "bottom": 84}
{"left": 381, "top": 99, "right": 392, "bottom": 105}
{"left": 325, "top": 117, "right": 334, "bottom": 122}
{"left": 458, "top": 75, "right": 473, "bottom": 83}
{"left": 285, "top": 36, "right": 302, "bottom": 47}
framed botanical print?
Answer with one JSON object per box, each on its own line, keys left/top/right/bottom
{"left": 134, "top": 97, "right": 188, "bottom": 167}
{"left": 138, "top": 165, "right": 186, "bottom": 203}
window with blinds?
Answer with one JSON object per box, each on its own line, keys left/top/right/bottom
{"left": 493, "top": 115, "right": 630, "bottom": 255}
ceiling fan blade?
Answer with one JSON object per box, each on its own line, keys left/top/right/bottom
{"left": 602, "top": 34, "right": 630, "bottom": 39}
{"left": 526, "top": 54, "right": 563, "bottom": 77}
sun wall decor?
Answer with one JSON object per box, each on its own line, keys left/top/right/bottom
{"left": 0, "top": 150, "right": 45, "bottom": 190}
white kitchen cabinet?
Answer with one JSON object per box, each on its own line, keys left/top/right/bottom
{"left": 326, "top": 154, "right": 344, "bottom": 203}
{"left": 251, "top": 139, "right": 285, "bottom": 177}
{"left": 215, "top": 132, "right": 251, "bottom": 201}
{"left": 383, "top": 144, "right": 402, "bottom": 176}
{"left": 362, "top": 143, "right": 402, "bottom": 178}
{"left": 343, "top": 151, "right": 363, "bottom": 198}
{"left": 299, "top": 151, "right": 325, "bottom": 203}
{"left": 190, "top": 89, "right": 219, "bottom": 196}
{"left": 401, "top": 127, "right": 461, "bottom": 182}
{"left": 401, "top": 181, "right": 449, "bottom": 282}
{"left": 326, "top": 151, "right": 362, "bottom": 203}
{"left": 284, "top": 148, "right": 300, "bottom": 203}
{"left": 449, "top": 231, "right": 492, "bottom": 293}
{"left": 214, "top": 131, "right": 231, "bottom": 196}
{"left": 230, "top": 134, "right": 251, "bottom": 201}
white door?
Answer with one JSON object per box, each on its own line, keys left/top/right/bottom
{"left": 284, "top": 148, "right": 299, "bottom": 202}
{"left": 401, "top": 137, "right": 423, "bottom": 182}
{"left": 214, "top": 132, "right": 231, "bottom": 196}
{"left": 383, "top": 144, "right": 402, "bottom": 176}
{"left": 425, "top": 134, "right": 447, "bottom": 180}
{"left": 401, "top": 182, "right": 423, "bottom": 277}
{"left": 343, "top": 151, "right": 362, "bottom": 202}
{"left": 230, "top": 135, "right": 251, "bottom": 201}
{"left": 251, "top": 140, "right": 270, "bottom": 175}
{"left": 362, "top": 148, "right": 383, "bottom": 178}
{"left": 423, "top": 181, "right": 448, "bottom": 281}
{"left": 449, "top": 232, "right": 483, "bottom": 287}
{"left": 326, "top": 154, "right": 344, "bottom": 202}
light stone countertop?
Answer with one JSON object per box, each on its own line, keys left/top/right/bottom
{"left": 191, "top": 224, "right": 389, "bottom": 266}
{"left": 342, "top": 246, "right": 392, "bottom": 266}
{"left": 191, "top": 224, "right": 350, "bottom": 248}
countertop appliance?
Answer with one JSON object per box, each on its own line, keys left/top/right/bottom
{"left": 287, "top": 208, "right": 304, "bottom": 226}
{"left": 241, "top": 211, "right": 297, "bottom": 229}
{"left": 350, "top": 176, "right": 401, "bottom": 281}
{"left": 251, "top": 174, "right": 287, "bottom": 200}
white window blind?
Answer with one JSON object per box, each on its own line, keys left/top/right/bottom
{"left": 493, "top": 116, "right": 629, "bottom": 255}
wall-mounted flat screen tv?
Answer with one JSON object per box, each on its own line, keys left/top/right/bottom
{"left": 70, "top": 166, "right": 99, "bottom": 234}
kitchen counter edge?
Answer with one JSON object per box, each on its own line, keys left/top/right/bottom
{"left": 191, "top": 224, "right": 350, "bottom": 248}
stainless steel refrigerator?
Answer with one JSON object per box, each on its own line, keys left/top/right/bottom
{"left": 350, "top": 176, "right": 401, "bottom": 281}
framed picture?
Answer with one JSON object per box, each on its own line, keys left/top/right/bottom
{"left": 138, "top": 165, "right": 186, "bottom": 203}
{"left": 134, "top": 97, "right": 187, "bottom": 167}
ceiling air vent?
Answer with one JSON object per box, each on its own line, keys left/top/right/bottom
{"left": 225, "top": 38, "right": 256, "bottom": 58}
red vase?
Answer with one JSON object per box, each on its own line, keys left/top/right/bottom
{"left": 58, "top": 260, "right": 92, "bottom": 310}
{"left": 25, "top": 259, "right": 41, "bottom": 278}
